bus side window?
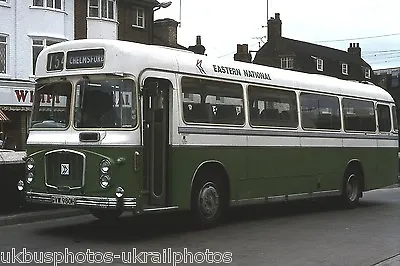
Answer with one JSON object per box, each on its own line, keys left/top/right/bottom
{"left": 377, "top": 104, "right": 391, "bottom": 132}
{"left": 248, "top": 85, "right": 297, "bottom": 128}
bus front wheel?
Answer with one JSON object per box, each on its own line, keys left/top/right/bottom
{"left": 90, "top": 209, "right": 122, "bottom": 222}
{"left": 191, "top": 177, "right": 225, "bottom": 229}
{"left": 342, "top": 169, "right": 362, "bottom": 208}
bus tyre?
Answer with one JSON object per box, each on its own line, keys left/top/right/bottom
{"left": 191, "top": 178, "right": 225, "bottom": 229}
{"left": 342, "top": 170, "right": 361, "bottom": 208}
{"left": 90, "top": 209, "right": 122, "bottom": 222}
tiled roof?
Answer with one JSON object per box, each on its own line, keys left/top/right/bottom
{"left": 255, "top": 37, "right": 369, "bottom": 66}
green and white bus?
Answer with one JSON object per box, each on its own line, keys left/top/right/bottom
{"left": 20, "top": 39, "right": 398, "bottom": 228}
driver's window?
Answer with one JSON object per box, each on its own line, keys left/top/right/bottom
{"left": 74, "top": 79, "right": 136, "bottom": 128}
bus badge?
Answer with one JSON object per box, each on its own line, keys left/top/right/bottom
{"left": 61, "top": 164, "right": 70, "bottom": 176}
{"left": 196, "top": 59, "right": 206, "bottom": 74}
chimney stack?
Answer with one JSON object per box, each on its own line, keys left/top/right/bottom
{"left": 234, "top": 44, "right": 252, "bottom": 63}
{"left": 267, "top": 13, "right": 282, "bottom": 42}
{"left": 188, "top": 35, "right": 206, "bottom": 55}
{"left": 153, "top": 18, "right": 179, "bottom": 47}
{"left": 348, "top": 42, "right": 361, "bottom": 57}
{"left": 196, "top": 36, "right": 201, "bottom": 45}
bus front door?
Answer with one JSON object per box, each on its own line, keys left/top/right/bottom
{"left": 143, "top": 78, "right": 170, "bottom": 206}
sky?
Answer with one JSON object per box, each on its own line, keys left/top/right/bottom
{"left": 154, "top": 0, "right": 400, "bottom": 70}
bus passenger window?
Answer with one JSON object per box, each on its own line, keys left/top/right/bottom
{"left": 377, "top": 104, "right": 391, "bottom": 132}
{"left": 181, "top": 77, "right": 244, "bottom": 125}
{"left": 392, "top": 106, "right": 398, "bottom": 131}
{"left": 300, "top": 93, "right": 340, "bottom": 130}
{"left": 248, "top": 85, "right": 298, "bottom": 128}
{"left": 342, "top": 98, "right": 375, "bottom": 132}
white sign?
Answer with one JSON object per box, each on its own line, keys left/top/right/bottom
{"left": 0, "top": 87, "right": 67, "bottom": 107}
{"left": 0, "top": 87, "right": 35, "bottom": 106}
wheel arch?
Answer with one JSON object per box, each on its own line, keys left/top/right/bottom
{"left": 190, "top": 160, "right": 231, "bottom": 205}
{"left": 344, "top": 159, "right": 365, "bottom": 193}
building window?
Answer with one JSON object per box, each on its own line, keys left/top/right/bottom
{"left": 88, "top": 0, "right": 116, "bottom": 20}
{"left": 33, "top": 0, "right": 43, "bottom": 6}
{"left": 280, "top": 57, "right": 294, "bottom": 69}
{"left": 316, "top": 58, "right": 323, "bottom": 71}
{"left": 392, "top": 74, "right": 399, "bottom": 88}
{"left": 102, "top": 0, "right": 115, "bottom": 19}
{"left": 88, "top": 0, "right": 99, "bottom": 17}
{"left": 0, "top": 35, "right": 6, "bottom": 74}
{"left": 33, "top": 0, "right": 63, "bottom": 10}
{"left": 132, "top": 7, "right": 145, "bottom": 28}
{"left": 342, "top": 63, "right": 348, "bottom": 75}
{"left": 32, "top": 39, "right": 62, "bottom": 74}
{"left": 365, "top": 68, "right": 371, "bottom": 79}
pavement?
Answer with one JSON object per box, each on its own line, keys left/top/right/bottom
{"left": 0, "top": 207, "right": 88, "bottom": 227}
{"left": 374, "top": 254, "right": 400, "bottom": 266}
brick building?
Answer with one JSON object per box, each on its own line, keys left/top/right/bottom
{"left": 252, "top": 13, "right": 373, "bottom": 82}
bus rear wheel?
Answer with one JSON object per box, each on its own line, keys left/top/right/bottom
{"left": 342, "top": 170, "right": 361, "bottom": 208}
{"left": 90, "top": 209, "right": 122, "bottom": 222}
{"left": 191, "top": 178, "right": 225, "bottom": 229}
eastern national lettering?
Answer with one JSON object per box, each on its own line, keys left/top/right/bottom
{"left": 213, "top": 65, "right": 241, "bottom": 76}
{"left": 212, "top": 64, "right": 271, "bottom": 80}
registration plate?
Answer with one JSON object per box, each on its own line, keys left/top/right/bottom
{"left": 52, "top": 195, "right": 76, "bottom": 206}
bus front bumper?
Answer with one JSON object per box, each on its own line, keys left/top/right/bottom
{"left": 25, "top": 191, "right": 137, "bottom": 210}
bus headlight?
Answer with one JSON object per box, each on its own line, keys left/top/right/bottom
{"left": 100, "top": 175, "right": 110, "bottom": 189}
{"left": 26, "top": 158, "right": 35, "bottom": 171}
{"left": 115, "top": 187, "right": 124, "bottom": 198}
{"left": 26, "top": 172, "right": 34, "bottom": 184}
{"left": 100, "top": 159, "right": 111, "bottom": 174}
{"left": 17, "top": 180, "right": 24, "bottom": 191}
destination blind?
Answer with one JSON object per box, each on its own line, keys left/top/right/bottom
{"left": 66, "top": 49, "right": 105, "bottom": 69}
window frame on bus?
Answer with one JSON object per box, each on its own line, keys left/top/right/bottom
{"left": 376, "top": 103, "right": 391, "bottom": 133}
{"left": 30, "top": 79, "right": 73, "bottom": 131}
{"left": 247, "top": 84, "right": 299, "bottom": 129}
{"left": 72, "top": 76, "right": 138, "bottom": 131}
{"left": 180, "top": 76, "right": 246, "bottom": 127}
{"left": 391, "top": 104, "right": 398, "bottom": 133}
{"left": 341, "top": 97, "right": 377, "bottom": 133}
{"left": 299, "top": 92, "right": 342, "bottom": 132}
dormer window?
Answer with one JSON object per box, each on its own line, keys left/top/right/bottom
{"left": 316, "top": 58, "right": 323, "bottom": 71}
{"left": 365, "top": 68, "right": 371, "bottom": 79}
{"left": 342, "top": 63, "right": 348, "bottom": 75}
{"left": 280, "top": 57, "right": 294, "bottom": 69}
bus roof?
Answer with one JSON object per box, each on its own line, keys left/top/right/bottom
{"left": 36, "top": 39, "right": 394, "bottom": 103}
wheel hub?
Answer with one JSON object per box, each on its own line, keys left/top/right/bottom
{"left": 346, "top": 174, "right": 359, "bottom": 202}
{"left": 198, "top": 182, "right": 219, "bottom": 218}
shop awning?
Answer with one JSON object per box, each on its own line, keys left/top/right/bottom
{"left": 0, "top": 110, "right": 10, "bottom": 122}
